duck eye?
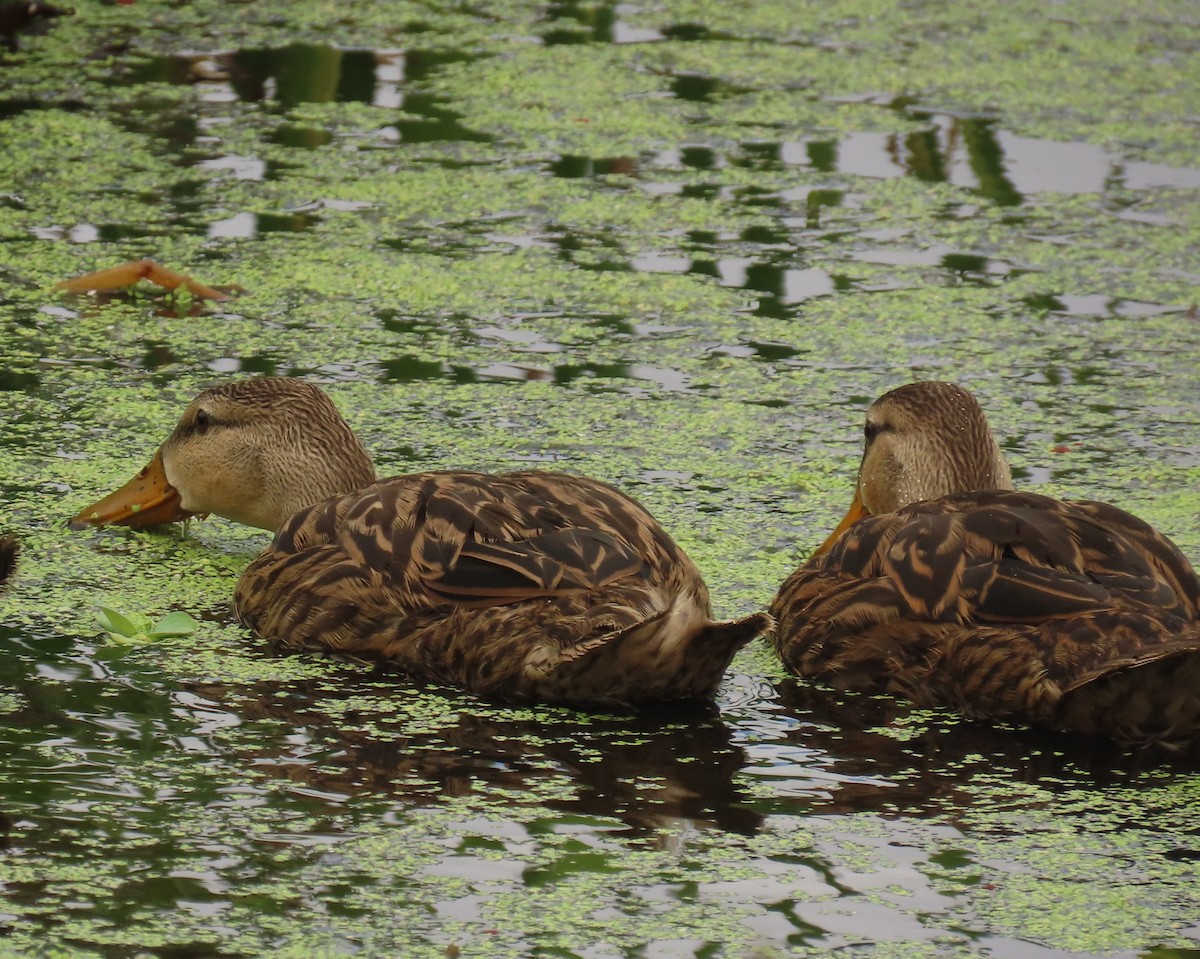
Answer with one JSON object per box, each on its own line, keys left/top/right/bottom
{"left": 195, "top": 409, "right": 211, "bottom": 435}
{"left": 864, "top": 421, "right": 880, "bottom": 441}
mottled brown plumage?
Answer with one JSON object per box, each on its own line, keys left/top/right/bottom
{"left": 771, "top": 381, "right": 1200, "bottom": 748}
{"left": 71, "top": 377, "right": 768, "bottom": 706}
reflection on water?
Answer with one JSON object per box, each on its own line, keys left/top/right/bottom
{"left": 130, "top": 44, "right": 402, "bottom": 108}
{"left": 772, "top": 113, "right": 1200, "bottom": 204}
{"left": 5, "top": 8, "right": 1200, "bottom": 957}
{"left": 543, "top": 0, "right": 665, "bottom": 46}
{"left": 5, "top": 620, "right": 1194, "bottom": 954}
{"left": 129, "top": 45, "right": 487, "bottom": 145}
{"left": 195, "top": 674, "right": 767, "bottom": 837}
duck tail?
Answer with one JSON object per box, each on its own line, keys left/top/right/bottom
{"left": 541, "top": 607, "right": 774, "bottom": 706}
{"left": 1060, "top": 647, "right": 1200, "bottom": 751}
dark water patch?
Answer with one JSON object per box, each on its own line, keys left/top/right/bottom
{"left": 683, "top": 228, "right": 720, "bottom": 250}
{"left": 747, "top": 340, "right": 803, "bottom": 362}
{"left": 551, "top": 230, "right": 631, "bottom": 272}
{"left": 165, "top": 178, "right": 207, "bottom": 204}
{"left": 375, "top": 309, "right": 441, "bottom": 337}
{"left": 805, "top": 139, "right": 838, "bottom": 173}
{"left": 847, "top": 242, "right": 1012, "bottom": 276}
{"left": 587, "top": 313, "right": 638, "bottom": 337}
{"left": 116, "top": 106, "right": 202, "bottom": 153}
{"left": 736, "top": 140, "right": 786, "bottom": 171}
{"left": 0, "top": 96, "right": 84, "bottom": 120}
{"left": 659, "top": 23, "right": 719, "bottom": 42}
{"left": 199, "top": 673, "right": 763, "bottom": 836}
{"left": 401, "top": 48, "right": 476, "bottom": 84}
{"left": 733, "top": 184, "right": 785, "bottom": 212}
{"left": 573, "top": 256, "right": 632, "bottom": 273}
{"left": 552, "top": 361, "right": 636, "bottom": 387}
{"left": 803, "top": 187, "right": 845, "bottom": 227}
{"left": 129, "top": 45, "right": 397, "bottom": 109}
{"left": 91, "top": 222, "right": 156, "bottom": 242}
{"left": 763, "top": 679, "right": 1200, "bottom": 803}
{"left": 385, "top": 91, "right": 491, "bottom": 144}
{"left": 255, "top": 211, "right": 317, "bottom": 234}
{"left": 271, "top": 123, "right": 334, "bottom": 148}
{"left": 681, "top": 145, "right": 718, "bottom": 170}
{"left": 670, "top": 72, "right": 720, "bottom": 103}
{"left": 0, "top": 1, "right": 67, "bottom": 53}
{"left": 739, "top": 222, "right": 790, "bottom": 245}
{"left": 542, "top": 0, "right": 618, "bottom": 46}
{"left": 380, "top": 355, "right": 446, "bottom": 383}
{"left": 548, "top": 154, "right": 639, "bottom": 178}
{"left": 139, "top": 342, "right": 179, "bottom": 371}
{"left": 0, "top": 368, "right": 39, "bottom": 391}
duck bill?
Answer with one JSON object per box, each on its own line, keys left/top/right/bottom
{"left": 813, "top": 486, "right": 870, "bottom": 557}
{"left": 69, "top": 449, "right": 194, "bottom": 530}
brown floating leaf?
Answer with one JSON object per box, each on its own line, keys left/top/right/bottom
{"left": 56, "top": 258, "right": 233, "bottom": 301}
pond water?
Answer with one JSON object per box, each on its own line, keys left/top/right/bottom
{"left": 1, "top": 2, "right": 1199, "bottom": 957}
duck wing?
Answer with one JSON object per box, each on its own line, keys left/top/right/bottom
{"left": 411, "top": 480, "right": 646, "bottom": 607}
{"left": 234, "top": 470, "right": 765, "bottom": 704}
{"left": 771, "top": 490, "right": 1200, "bottom": 734}
{"left": 246, "top": 471, "right": 652, "bottom": 622}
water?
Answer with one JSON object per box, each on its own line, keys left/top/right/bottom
{"left": 1, "top": 1, "right": 1199, "bottom": 956}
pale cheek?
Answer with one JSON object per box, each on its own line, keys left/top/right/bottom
{"left": 176, "top": 472, "right": 234, "bottom": 517}
{"left": 861, "top": 473, "right": 893, "bottom": 514}
{"left": 861, "top": 458, "right": 907, "bottom": 513}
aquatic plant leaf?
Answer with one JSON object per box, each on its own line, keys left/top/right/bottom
{"left": 147, "top": 611, "right": 200, "bottom": 638}
{"left": 95, "top": 604, "right": 145, "bottom": 639}
{"left": 95, "top": 605, "right": 196, "bottom": 644}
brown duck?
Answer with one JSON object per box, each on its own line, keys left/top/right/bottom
{"left": 71, "top": 377, "right": 769, "bottom": 706}
{"left": 770, "top": 381, "right": 1200, "bottom": 748}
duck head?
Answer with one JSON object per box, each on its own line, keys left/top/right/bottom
{"left": 70, "top": 377, "right": 377, "bottom": 532}
{"left": 816, "top": 381, "right": 1014, "bottom": 554}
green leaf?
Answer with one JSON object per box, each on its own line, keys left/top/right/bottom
{"left": 95, "top": 605, "right": 141, "bottom": 638}
{"left": 95, "top": 605, "right": 197, "bottom": 645}
{"left": 149, "top": 612, "right": 199, "bottom": 637}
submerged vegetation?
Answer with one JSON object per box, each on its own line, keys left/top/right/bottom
{"left": 0, "top": 0, "right": 1198, "bottom": 956}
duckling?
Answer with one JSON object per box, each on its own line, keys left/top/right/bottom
{"left": 770, "top": 381, "right": 1200, "bottom": 748}
{"left": 72, "top": 377, "right": 769, "bottom": 706}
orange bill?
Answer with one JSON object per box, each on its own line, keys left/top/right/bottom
{"left": 812, "top": 486, "right": 869, "bottom": 557}
{"left": 69, "top": 449, "right": 195, "bottom": 530}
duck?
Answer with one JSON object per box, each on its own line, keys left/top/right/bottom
{"left": 0, "top": 536, "right": 16, "bottom": 586}
{"left": 769, "top": 380, "right": 1200, "bottom": 749}
{"left": 70, "top": 377, "right": 770, "bottom": 706}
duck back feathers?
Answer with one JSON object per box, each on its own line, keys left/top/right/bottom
{"left": 236, "top": 469, "right": 768, "bottom": 706}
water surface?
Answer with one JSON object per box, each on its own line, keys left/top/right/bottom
{"left": 1, "top": 1, "right": 1198, "bottom": 956}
